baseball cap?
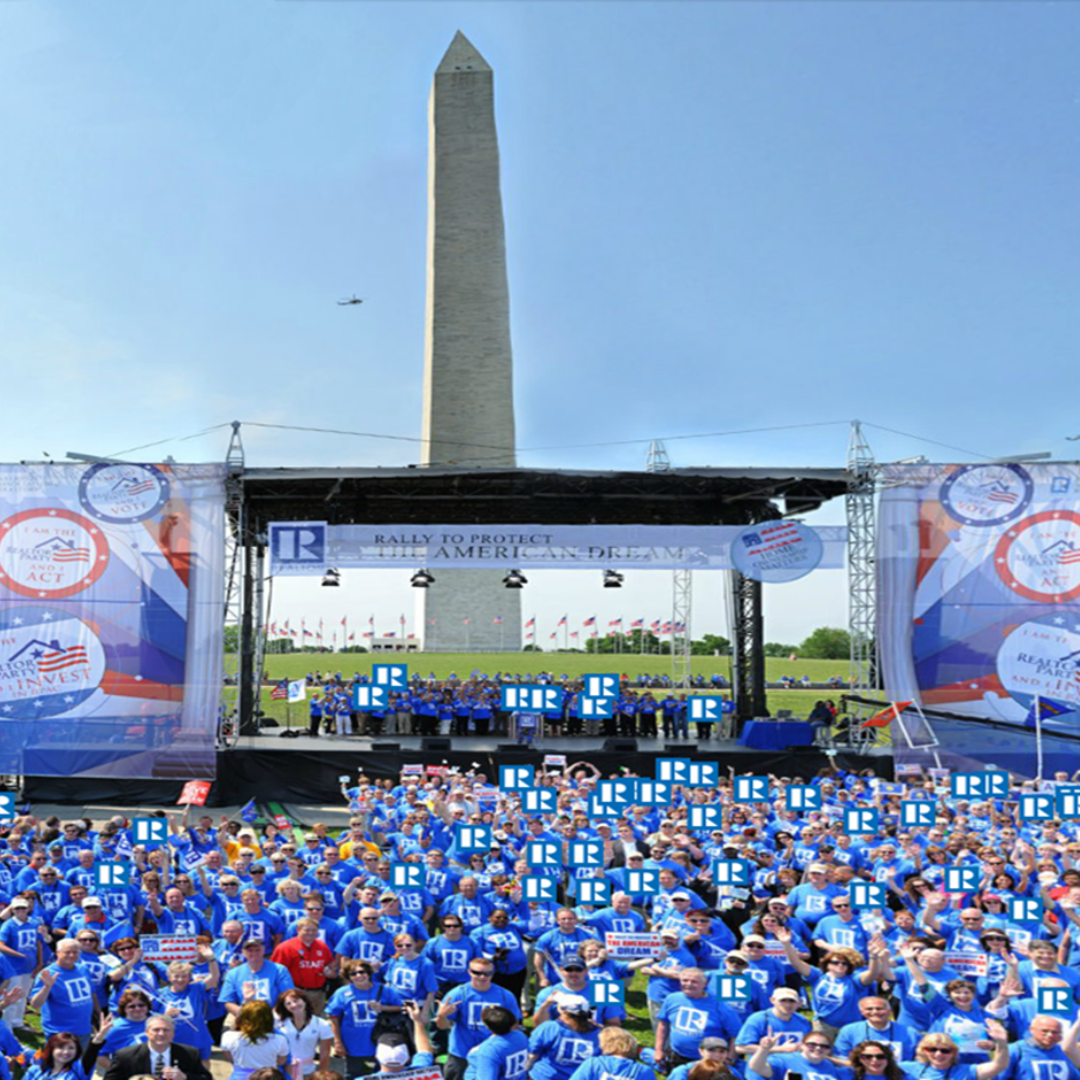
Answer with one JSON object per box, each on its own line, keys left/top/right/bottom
{"left": 726, "top": 950, "right": 749, "bottom": 963}
{"left": 379, "top": 890, "right": 398, "bottom": 901}
{"left": 82, "top": 897, "right": 102, "bottom": 908}
{"left": 561, "top": 959, "right": 586, "bottom": 971}
{"left": 556, "top": 994, "right": 592, "bottom": 1015}
{"left": 700, "top": 1038, "right": 729, "bottom": 1050}
{"left": 10, "top": 898, "right": 28, "bottom": 909}
{"left": 774, "top": 988, "right": 799, "bottom": 1001}
{"left": 742, "top": 934, "right": 766, "bottom": 945}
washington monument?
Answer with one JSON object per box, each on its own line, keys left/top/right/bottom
{"left": 418, "top": 32, "right": 521, "bottom": 651}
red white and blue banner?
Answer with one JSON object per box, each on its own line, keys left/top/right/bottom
{"left": 879, "top": 463, "right": 1080, "bottom": 731}
{"left": 0, "top": 463, "right": 226, "bottom": 778}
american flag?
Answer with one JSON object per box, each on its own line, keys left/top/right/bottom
{"left": 630, "top": 618, "right": 643, "bottom": 628}
{"left": 270, "top": 681, "right": 288, "bottom": 700}
{"left": 493, "top": 616, "right": 503, "bottom": 625}
{"left": 1058, "top": 547, "right": 1080, "bottom": 565}
{"left": 651, "top": 620, "right": 660, "bottom": 631}
{"left": 38, "top": 645, "right": 88, "bottom": 673}
{"left": 570, "top": 631, "right": 579, "bottom": 639}
{"left": 987, "top": 487, "right": 1019, "bottom": 504}
{"left": 525, "top": 617, "right": 535, "bottom": 628}
{"left": 51, "top": 546, "right": 90, "bottom": 563}
{"left": 661, "top": 622, "right": 672, "bottom": 634}
{"left": 557, "top": 615, "right": 567, "bottom": 627}
{"left": 117, "top": 476, "right": 156, "bottom": 496}
{"left": 584, "top": 616, "right": 596, "bottom": 627}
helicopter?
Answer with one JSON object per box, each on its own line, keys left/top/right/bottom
{"left": 337, "top": 296, "right": 364, "bottom": 306}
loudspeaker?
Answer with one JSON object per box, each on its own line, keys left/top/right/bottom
{"left": 603, "top": 738, "right": 638, "bottom": 752}
{"left": 421, "top": 737, "right": 451, "bottom": 752}
{"left": 497, "top": 744, "right": 535, "bottom": 754}
{"left": 372, "top": 743, "right": 401, "bottom": 751}
{"left": 258, "top": 715, "right": 280, "bottom": 728}
{"left": 664, "top": 743, "right": 699, "bottom": 754}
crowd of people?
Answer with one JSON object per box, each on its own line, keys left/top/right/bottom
{"left": 1, "top": 759, "right": 1079, "bottom": 1080}
{"left": 297, "top": 673, "right": 837, "bottom": 740}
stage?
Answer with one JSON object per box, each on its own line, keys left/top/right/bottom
{"left": 23, "top": 730, "right": 891, "bottom": 805}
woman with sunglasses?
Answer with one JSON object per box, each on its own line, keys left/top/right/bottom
{"left": 850, "top": 1040, "right": 905, "bottom": 1080}
{"left": 327, "top": 960, "right": 402, "bottom": 1079}
{"left": 747, "top": 1031, "right": 847, "bottom": 1080}
{"left": 776, "top": 927, "right": 887, "bottom": 1037}
{"left": 95, "top": 989, "right": 153, "bottom": 1071}
{"left": 903, "top": 1028, "right": 1010, "bottom": 1080}
{"left": 104, "top": 938, "right": 167, "bottom": 1011}
{"left": 382, "top": 935, "right": 436, "bottom": 1022}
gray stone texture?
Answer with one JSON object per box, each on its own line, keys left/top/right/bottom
{"left": 420, "top": 33, "right": 521, "bottom": 651}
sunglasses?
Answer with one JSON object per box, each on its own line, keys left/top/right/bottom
{"left": 860, "top": 1053, "right": 887, "bottom": 1061}
{"left": 805, "top": 1043, "right": 831, "bottom": 1050}
{"left": 926, "top": 1048, "right": 956, "bottom": 1056}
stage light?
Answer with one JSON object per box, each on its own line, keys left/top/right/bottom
{"left": 603, "top": 569, "right": 624, "bottom": 588}
{"left": 503, "top": 569, "right": 527, "bottom": 589}
{"left": 411, "top": 569, "right": 436, "bottom": 588}
{"left": 321, "top": 569, "right": 341, "bottom": 587}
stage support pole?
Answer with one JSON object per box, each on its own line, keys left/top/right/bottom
{"left": 731, "top": 571, "right": 767, "bottom": 724}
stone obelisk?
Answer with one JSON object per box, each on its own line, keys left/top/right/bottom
{"left": 419, "top": 32, "right": 521, "bottom": 653}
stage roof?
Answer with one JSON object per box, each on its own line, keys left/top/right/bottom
{"left": 241, "top": 466, "right": 849, "bottom": 527}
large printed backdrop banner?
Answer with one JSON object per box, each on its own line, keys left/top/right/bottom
{"left": 879, "top": 463, "right": 1080, "bottom": 733}
{"left": 0, "top": 464, "right": 226, "bottom": 779}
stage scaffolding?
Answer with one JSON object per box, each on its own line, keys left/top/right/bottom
{"left": 226, "top": 463, "right": 849, "bottom": 738}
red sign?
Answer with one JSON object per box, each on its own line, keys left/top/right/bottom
{"left": 177, "top": 781, "right": 211, "bottom": 806}
{"left": 273, "top": 814, "right": 291, "bottom": 830}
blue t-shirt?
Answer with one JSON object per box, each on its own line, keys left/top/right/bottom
{"left": 658, "top": 992, "right": 742, "bottom": 1058}
{"left": 30, "top": 962, "right": 96, "bottom": 1036}
{"left": 528, "top": 1020, "right": 601, "bottom": 1080}
{"left": 442, "top": 982, "right": 521, "bottom": 1057}
{"left": 325, "top": 983, "right": 401, "bottom": 1057}
{"left": 567, "top": 1055, "right": 656, "bottom": 1080}
{"left": 463, "top": 1029, "right": 530, "bottom": 1080}
{"left": 735, "top": 1008, "right": 812, "bottom": 1049}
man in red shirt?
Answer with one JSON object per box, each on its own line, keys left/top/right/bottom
{"left": 270, "top": 917, "right": 336, "bottom": 1013}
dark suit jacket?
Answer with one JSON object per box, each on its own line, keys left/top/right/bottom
{"left": 103, "top": 1041, "right": 212, "bottom": 1080}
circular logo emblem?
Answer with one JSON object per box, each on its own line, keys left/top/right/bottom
{"left": 994, "top": 510, "right": 1080, "bottom": 603}
{"left": 78, "top": 463, "right": 169, "bottom": 524}
{"left": 730, "top": 521, "right": 824, "bottom": 583}
{"left": 0, "top": 607, "right": 106, "bottom": 719}
{"left": 940, "top": 464, "right": 1033, "bottom": 527}
{"left": 996, "top": 613, "right": 1080, "bottom": 718}
{"left": 0, "top": 508, "right": 110, "bottom": 599}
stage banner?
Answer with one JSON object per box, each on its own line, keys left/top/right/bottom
{"left": 0, "top": 463, "right": 226, "bottom": 779}
{"left": 878, "top": 463, "right": 1080, "bottom": 730}
{"left": 268, "top": 522, "right": 847, "bottom": 574}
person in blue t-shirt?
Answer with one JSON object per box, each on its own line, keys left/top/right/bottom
{"left": 29, "top": 939, "right": 96, "bottom": 1039}
{"left": 747, "top": 1030, "right": 850, "bottom": 1080}
{"left": 435, "top": 957, "right": 521, "bottom": 1080}
{"left": 734, "top": 987, "right": 813, "bottom": 1055}
{"left": 567, "top": 1027, "right": 655, "bottom": 1080}
{"left": 527, "top": 996, "right": 602, "bottom": 1080}
{"left": 656, "top": 969, "right": 742, "bottom": 1067}
{"left": 464, "top": 1005, "right": 530, "bottom": 1080}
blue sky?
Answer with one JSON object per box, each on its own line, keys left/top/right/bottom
{"left": 1, "top": 1, "right": 1076, "bottom": 647}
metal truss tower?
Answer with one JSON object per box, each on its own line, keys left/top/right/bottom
{"left": 222, "top": 423, "right": 245, "bottom": 745}
{"left": 729, "top": 570, "right": 767, "bottom": 721}
{"left": 646, "top": 441, "right": 692, "bottom": 687}
{"left": 847, "top": 421, "right": 878, "bottom": 698}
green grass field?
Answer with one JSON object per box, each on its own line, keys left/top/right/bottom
{"left": 247, "top": 651, "right": 855, "bottom": 727}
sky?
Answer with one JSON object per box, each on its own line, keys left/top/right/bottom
{"left": 1, "top": 1, "right": 1077, "bottom": 649}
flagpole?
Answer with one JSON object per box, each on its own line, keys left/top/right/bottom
{"left": 1035, "top": 694, "right": 1044, "bottom": 781}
